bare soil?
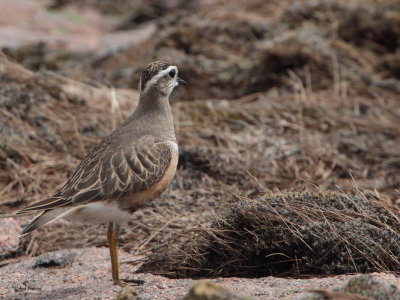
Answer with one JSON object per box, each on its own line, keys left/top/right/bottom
{"left": 2, "top": 246, "right": 400, "bottom": 299}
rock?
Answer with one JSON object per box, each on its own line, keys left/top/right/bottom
{"left": 300, "top": 290, "right": 372, "bottom": 300}
{"left": 115, "top": 286, "right": 138, "bottom": 300}
{"left": 0, "top": 218, "right": 21, "bottom": 260}
{"left": 339, "top": 275, "right": 400, "bottom": 300}
{"left": 301, "top": 275, "right": 400, "bottom": 300}
{"left": 34, "top": 250, "right": 76, "bottom": 268}
{"left": 184, "top": 280, "right": 252, "bottom": 300}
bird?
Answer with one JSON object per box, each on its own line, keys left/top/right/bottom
{"left": 17, "top": 61, "right": 186, "bottom": 286}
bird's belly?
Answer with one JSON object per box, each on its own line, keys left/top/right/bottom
{"left": 64, "top": 202, "right": 131, "bottom": 225}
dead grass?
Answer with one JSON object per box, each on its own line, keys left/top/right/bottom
{"left": 2, "top": 50, "right": 400, "bottom": 259}
{"left": 0, "top": 0, "right": 400, "bottom": 277}
{"left": 38, "top": 0, "right": 399, "bottom": 102}
{"left": 0, "top": 54, "right": 137, "bottom": 212}
{"left": 138, "top": 191, "right": 400, "bottom": 278}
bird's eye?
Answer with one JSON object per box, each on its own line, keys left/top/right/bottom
{"left": 169, "top": 69, "right": 176, "bottom": 78}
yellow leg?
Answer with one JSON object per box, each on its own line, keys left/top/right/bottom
{"left": 107, "top": 222, "right": 145, "bottom": 286}
{"left": 107, "top": 222, "right": 123, "bottom": 286}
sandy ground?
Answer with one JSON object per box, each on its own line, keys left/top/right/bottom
{"left": 0, "top": 246, "right": 399, "bottom": 300}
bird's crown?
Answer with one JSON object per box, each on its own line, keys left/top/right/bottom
{"left": 140, "top": 61, "right": 170, "bottom": 90}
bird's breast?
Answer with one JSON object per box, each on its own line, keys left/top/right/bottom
{"left": 125, "top": 141, "right": 178, "bottom": 212}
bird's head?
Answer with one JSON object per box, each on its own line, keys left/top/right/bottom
{"left": 139, "top": 61, "right": 186, "bottom": 97}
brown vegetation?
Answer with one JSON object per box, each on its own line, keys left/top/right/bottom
{"left": 0, "top": 0, "right": 400, "bottom": 282}
{"left": 139, "top": 191, "right": 400, "bottom": 278}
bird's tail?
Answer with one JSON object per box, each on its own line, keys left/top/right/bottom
{"left": 19, "top": 208, "right": 70, "bottom": 237}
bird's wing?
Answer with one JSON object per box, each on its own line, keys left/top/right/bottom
{"left": 17, "top": 135, "right": 174, "bottom": 213}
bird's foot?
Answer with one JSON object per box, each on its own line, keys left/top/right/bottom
{"left": 113, "top": 277, "right": 145, "bottom": 287}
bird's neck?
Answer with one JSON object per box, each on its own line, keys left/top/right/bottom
{"left": 136, "top": 89, "right": 172, "bottom": 116}
{"left": 126, "top": 89, "right": 176, "bottom": 141}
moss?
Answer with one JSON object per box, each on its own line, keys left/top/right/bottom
{"left": 34, "top": 250, "right": 76, "bottom": 268}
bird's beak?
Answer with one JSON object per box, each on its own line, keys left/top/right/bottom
{"left": 177, "top": 78, "right": 187, "bottom": 86}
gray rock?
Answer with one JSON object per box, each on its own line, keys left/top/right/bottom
{"left": 115, "top": 286, "right": 138, "bottom": 300}
{"left": 339, "top": 275, "right": 400, "bottom": 300}
{"left": 299, "top": 290, "right": 372, "bottom": 300}
{"left": 0, "top": 218, "right": 21, "bottom": 260}
{"left": 34, "top": 250, "right": 76, "bottom": 268}
{"left": 184, "top": 280, "right": 253, "bottom": 300}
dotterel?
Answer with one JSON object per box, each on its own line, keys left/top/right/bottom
{"left": 17, "top": 61, "right": 186, "bottom": 286}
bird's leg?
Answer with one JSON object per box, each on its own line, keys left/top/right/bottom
{"left": 107, "top": 222, "right": 123, "bottom": 286}
{"left": 107, "top": 222, "right": 145, "bottom": 286}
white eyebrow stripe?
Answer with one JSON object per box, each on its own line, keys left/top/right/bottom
{"left": 142, "top": 65, "right": 177, "bottom": 94}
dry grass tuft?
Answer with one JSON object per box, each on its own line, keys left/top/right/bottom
{"left": 139, "top": 191, "right": 400, "bottom": 278}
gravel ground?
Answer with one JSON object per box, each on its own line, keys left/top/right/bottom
{"left": 1, "top": 247, "right": 400, "bottom": 299}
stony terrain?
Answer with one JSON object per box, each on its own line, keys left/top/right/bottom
{"left": 1, "top": 0, "right": 400, "bottom": 299}
{"left": 2, "top": 243, "right": 400, "bottom": 299}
